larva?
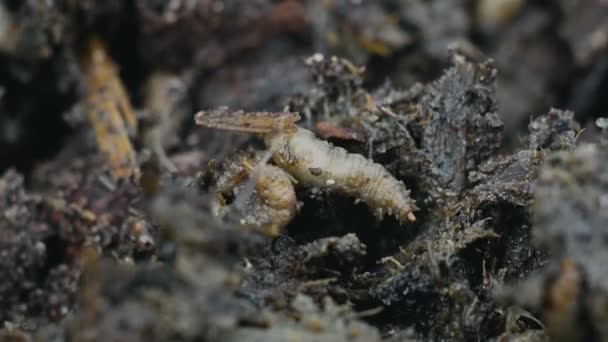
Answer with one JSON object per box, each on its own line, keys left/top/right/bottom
{"left": 216, "top": 154, "right": 297, "bottom": 236}
{"left": 266, "top": 129, "right": 417, "bottom": 223}
{"left": 249, "top": 163, "right": 298, "bottom": 236}
{"left": 195, "top": 108, "right": 417, "bottom": 223}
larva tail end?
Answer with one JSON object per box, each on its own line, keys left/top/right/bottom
{"left": 397, "top": 208, "right": 416, "bottom": 224}
{"left": 194, "top": 111, "right": 205, "bottom": 124}
{"left": 407, "top": 212, "right": 416, "bottom": 222}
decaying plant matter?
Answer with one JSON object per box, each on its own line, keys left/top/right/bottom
{"left": 140, "top": 71, "right": 189, "bottom": 173}
{"left": 79, "top": 37, "right": 138, "bottom": 180}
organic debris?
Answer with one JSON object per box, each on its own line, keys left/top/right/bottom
{"left": 79, "top": 37, "right": 138, "bottom": 180}
{"left": 1, "top": 2, "right": 608, "bottom": 341}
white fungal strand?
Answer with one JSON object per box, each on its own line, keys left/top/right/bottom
{"left": 265, "top": 128, "right": 417, "bottom": 223}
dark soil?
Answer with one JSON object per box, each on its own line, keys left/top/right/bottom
{"left": 1, "top": 1, "right": 608, "bottom": 341}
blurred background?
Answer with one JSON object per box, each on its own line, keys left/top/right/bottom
{"left": 0, "top": 0, "right": 606, "bottom": 175}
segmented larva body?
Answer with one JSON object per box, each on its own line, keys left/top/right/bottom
{"left": 215, "top": 153, "right": 297, "bottom": 236}
{"left": 252, "top": 164, "right": 297, "bottom": 236}
{"left": 265, "top": 128, "right": 416, "bottom": 223}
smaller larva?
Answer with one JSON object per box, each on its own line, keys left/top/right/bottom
{"left": 215, "top": 153, "right": 298, "bottom": 236}
{"left": 249, "top": 163, "right": 298, "bottom": 236}
{"left": 195, "top": 107, "right": 417, "bottom": 224}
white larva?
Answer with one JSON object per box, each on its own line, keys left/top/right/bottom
{"left": 215, "top": 153, "right": 298, "bottom": 236}
{"left": 250, "top": 163, "right": 298, "bottom": 235}
{"left": 195, "top": 108, "right": 417, "bottom": 224}
{"left": 265, "top": 128, "right": 416, "bottom": 223}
